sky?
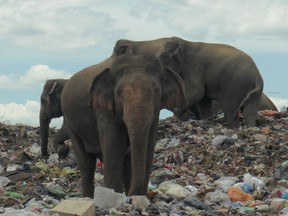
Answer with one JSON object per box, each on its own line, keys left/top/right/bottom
{"left": 0, "top": 0, "right": 288, "bottom": 127}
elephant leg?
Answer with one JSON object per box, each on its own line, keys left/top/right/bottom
{"left": 173, "top": 69, "right": 206, "bottom": 121}
{"left": 224, "top": 111, "right": 240, "bottom": 128}
{"left": 174, "top": 108, "right": 197, "bottom": 121}
{"left": 97, "top": 113, "right": 127, "bottom": 193}
{"left": 53, "top": 123, "right": 70, "bottom": 158}
{"left": 189, "top": 105, "right": 201, "bottom": 120}
{"left": 102, "top": 139, "right": 126, "bottom": 193}
{"left": 123, "top": 151, "right": 132, "bottom": 195}
{"left": 144, "top": 121, "right": 158, "bottom": 193}
{"left": 242, "top": 96, "right": 261, "bottom": 127}
{"left": 173, "top": 93, "right": 205, "bottom": 121}
{"left": 195, "top": 97, "right": 213, "bottom": 119}
{"left": 69, "top": 130, "right": 96, "bottom": 198}
{"left": 219, "top": 99, "right": 240, "bottom": 128}
{"left": 40, "top": 117, "right": 51, "bottom": 157}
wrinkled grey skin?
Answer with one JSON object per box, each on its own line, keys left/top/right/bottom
{"left": 113, "top": 37, "right": 264, "bottom": 128}
{"left": 40, "top": 79, "right": 70, "bottom": 158}
{"left": 61, "top": 54, "right": 186, "bottom": 198}
{"left": 188, "top": 93, "right": 278, "bottom": 120}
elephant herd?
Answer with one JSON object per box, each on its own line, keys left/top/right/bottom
{"left": 39, "top": 37, "right": 277, "bottom": 198}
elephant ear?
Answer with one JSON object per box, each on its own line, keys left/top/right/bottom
{"left": 88, "top": 69, "right": 114, "bottom": 111}
{"left": 157, "top": 39, "right": 184, "bottom": 75}
{"left": 161, "top": 68, "right": 187, "bottom": 110}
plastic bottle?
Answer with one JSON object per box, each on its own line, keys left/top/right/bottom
{"left": 243, "top": 173, "right": 265, "bottom": 190}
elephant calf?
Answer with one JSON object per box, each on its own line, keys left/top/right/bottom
{"left": 61, "top": 53, "right": 186, "bottom": 198}
{"left": 40, "top": 79, "right": 70, "bottom": 158}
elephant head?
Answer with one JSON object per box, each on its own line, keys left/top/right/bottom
{"left": 88, "top": 54, "right": 186, "bottom": 195}
{"left": 39, "top": 79, "right": 68, "bottom": 156}
{"left": 156, "top": 37, "right": 185, "bottom": 75}
{"left": 112, "top": 39, "right": 135, "bottom": 56}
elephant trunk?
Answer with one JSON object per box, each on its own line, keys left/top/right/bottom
{"left": 40, "top": 107, "right": 51, "bottom": 156}
{"left": 124, "top": 102, "right": 154, "bottom": 196}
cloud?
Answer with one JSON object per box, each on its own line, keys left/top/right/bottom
{"left": 0, "top": 100, "right": 40, "bottom": 126}
{"left": 0, "top": 100, "right": 63, "bottom": 127}
{"left": 0, "top": 0, "right": 127, "bottom": 53}
{"left": 1, "top": 0, "right": 288, "bottom": 55}
{"left": 270, "top": 97, "right": 288, "bottom": 111}
{"left": 0, "top": 65, "right": 72, "bottom": 90}
{"left": 20, "top": 65, "right": 72, "bottom": 85}
{"left": 129, "top": 0, "right": 288, "bottom": 42}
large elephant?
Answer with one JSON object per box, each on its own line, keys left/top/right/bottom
{"left": 113, "top": 37, "right": 264, "bottom": 128}
{"left": 259, "top": 93, "right": 278, "bottom": 111}
{"left": 61, "top": 53, "right": 186, "bottom": 198}
{"left": 187, "top": 93, "right": 278, "bottom": 120}
{"left": 40, "top": 79, "right": 70, "bottom": 158}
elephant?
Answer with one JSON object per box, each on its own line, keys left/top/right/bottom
{"left": 187, "top": 93, "right": 278, "bottom": 120}
{"left": 40, "top": 79, "right": 70, "bottom": 158}
{"left": 61, "top": 53, "right": 186, "bottom": 198}
{"left": 113, "top": 37, "right": 264, "bottom": 128}
{"left": 259, "top": 93, "right": 278, "bottom": 111}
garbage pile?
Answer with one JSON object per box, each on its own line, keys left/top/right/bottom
{"left": 0, "top": 111, "right": 288, "bottom": 215}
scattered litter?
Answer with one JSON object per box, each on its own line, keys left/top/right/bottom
{"left": 94, "top": 186, "right": 126, "bottom": 209}
{"left": 211, "top": 135, "right": 235, "bottom": 149}
{"left": 0, "top": 111, "right": 288, "bottom": 215}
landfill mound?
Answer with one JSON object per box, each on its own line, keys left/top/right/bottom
{"left": 0, "top": 111, "right": 288, "bottom": 215}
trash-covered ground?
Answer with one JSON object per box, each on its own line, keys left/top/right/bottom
{"left": 1, "top": 111, "right": 288, "bottom": 215}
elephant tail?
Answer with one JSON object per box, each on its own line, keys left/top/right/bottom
{"left": 234, "top": 75, "right": 264, "bottom": 117}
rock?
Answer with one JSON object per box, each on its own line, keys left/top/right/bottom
{"left": 50, "top": 198, "right": 95, "bottom": 216}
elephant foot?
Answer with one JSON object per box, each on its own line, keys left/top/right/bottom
{"left": 56, "top": 144, "right": 70, "bottom": 159}
{"left": 173, "top": 108, "right": 191, "bottom": 121}
{"left": 41, "top": 154, "right": 50, "bottom": 160}
{"left": 41, "top": 150, "right": 49, "bottom": 157}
